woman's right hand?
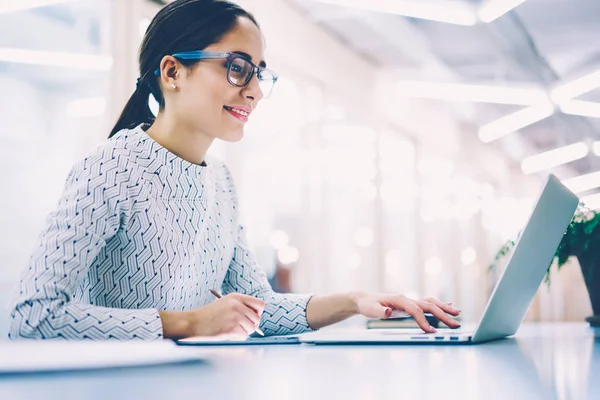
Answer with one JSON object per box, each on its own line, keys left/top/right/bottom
{"left": 188, "top": 293, "right": 265, "bottom": 338}
{"left": 159, "top": 293, "right": 265, "bottom": 340}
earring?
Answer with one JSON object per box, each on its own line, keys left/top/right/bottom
{"left": 171, "top": 83, "right": 177, "bottom": 89}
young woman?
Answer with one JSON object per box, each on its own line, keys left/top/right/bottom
{"left": 9, "top": 0, "right": 460, "bottom": 341}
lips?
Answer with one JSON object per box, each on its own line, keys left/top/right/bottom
{"left": 223, "top": 105, "right": 252, "bottom": 115}
{"left": 223, "top": 105, "right": 250, "bottom": 122}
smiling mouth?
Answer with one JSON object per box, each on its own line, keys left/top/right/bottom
{"left": 223, "top": 106, "right": 250, "bottom": 117}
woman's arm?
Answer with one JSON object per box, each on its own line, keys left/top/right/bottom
{"left": 306, "top": 292, "right": 462, "bottom": 333}
{"left": 10, "top": 152, "right": 163, "bottom": 340}
{"left": 304, "top": 293, "right": 359, "bottom": 330}
{"left": 158, "top": 293, "right": 265, "bottom": 340}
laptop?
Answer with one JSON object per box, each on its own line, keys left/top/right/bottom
{"left": 299, "top": 174, "right": 579, "bottom": 345}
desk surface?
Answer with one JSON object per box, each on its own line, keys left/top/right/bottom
{"left": 0, "top": 323, "right": 598, "bottom": 400}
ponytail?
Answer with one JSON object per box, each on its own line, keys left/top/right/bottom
{"left": 108, "top": 78, "right": 156, "bottom": 138}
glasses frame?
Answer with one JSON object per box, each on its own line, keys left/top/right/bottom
{"left": 153, "top": 50, "right": 278, "bottom": 97}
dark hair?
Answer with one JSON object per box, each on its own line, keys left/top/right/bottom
{"left": 109, "top": 0, "right": 259, "bottom": 138}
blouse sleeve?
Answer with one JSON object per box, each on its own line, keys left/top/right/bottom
{"left": 9, "top": 154, "right": 163, "bottom": 340}
{"left": 222, "top": 223, "right": 315, "bottom": 336}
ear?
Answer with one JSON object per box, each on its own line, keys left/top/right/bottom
{"left": 157, "top": 55, "right": 180, "bottom": 88}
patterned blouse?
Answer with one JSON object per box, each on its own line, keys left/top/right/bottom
{"left": 9, "top": 124, "right": 313, "bottom": 340}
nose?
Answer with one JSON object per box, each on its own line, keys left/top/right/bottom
{"left": 241, "top": 72, "right": 264, "bottom": 105}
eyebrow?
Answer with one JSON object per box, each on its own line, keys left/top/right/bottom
{"left": 233, "top": 51, "right": 267, "bottom": 68}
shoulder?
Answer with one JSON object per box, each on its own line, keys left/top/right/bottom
{"left": 66, "top": 128, "right": 144, "bottom": 186}
{"left": 206, "top": 156, "right": 237, "bottom": 197}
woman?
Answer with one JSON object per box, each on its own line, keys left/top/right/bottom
{"left": 9, "top": 0, "right": 460, "bottom": 340}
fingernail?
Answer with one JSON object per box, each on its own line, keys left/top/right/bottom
{"left": 430, "top": 327, "right": 437, "bottom": 333}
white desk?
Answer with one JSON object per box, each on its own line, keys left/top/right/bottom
{"left": 0, "top": 323, "right": 598, "bottom": 400}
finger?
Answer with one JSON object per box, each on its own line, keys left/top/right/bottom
{"left": 231, "top": 299, "right": 256, "bottom": 315}
{"left": 425, "top": 297, "right": 461, "bottom": 316}
{"left": 244, "top": 308, "right": 261, "bottom": 327}
{"left": 417, "top": 300, "right": 461, "bottom": 329}
{"left": 245, "top": 313, "right": 261, "bottom": 331}
{"left": 231, "top": 293, "right": 265, "bottom": 315}
{"left": 384, "top": 307, "right": 393, "bottom": 319}
{"left": 232, "top": 299, "right": 261, "bottom": 325}
{"left": 238, "top": 315, "right": 257, "bottom": 336}
{"left": 375, "top": 306, "right": 393, "bottom": 319}
{"left": 402, "top": 302, "right": 437, "bottom": 333}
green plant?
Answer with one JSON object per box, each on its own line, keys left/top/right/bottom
{"left": 489, "top": 203, "right": 600, "bottom": 284}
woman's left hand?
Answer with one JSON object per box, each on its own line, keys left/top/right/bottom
{"left": 353, "top": 293, "right": 461, "bottom": 333}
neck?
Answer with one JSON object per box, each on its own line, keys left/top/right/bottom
{"left": 145, "top": 112, "right": 214, "bottom": 166}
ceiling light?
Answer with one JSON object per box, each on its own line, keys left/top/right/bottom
{"left": 478, "top": 0, "right": 526, "bottom": 23}
{"left": 316, "top": 0, "right": 477, "bottom": 26}
{"left": 0, "top": 47, "right": 113, "bottom": 70}
{"left": 562, "top": 171, "right": 600, "bottom": 194}
{"left": 550, "top": 69, "right": 600, "bottom": 104}
{"left": 520, "top": 142, "right": 589, "bottom": 174}
{"left": 478, "top": 103, "right": 555, "bottom": 143}
{"left": 0, "top": 0, "right": 76, "bottom": 13}
{"left": 397, "top": 81, "right": 549, "bottom": 105}
{"left": 560, "top": 100, "right": 600, "bottom": 118}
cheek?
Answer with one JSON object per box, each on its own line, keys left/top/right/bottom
{"left": 178, "top": 71, "right": 246, "bottom": 137}
{"left": 180, "top": 80, "right": 226, "bottom": 118}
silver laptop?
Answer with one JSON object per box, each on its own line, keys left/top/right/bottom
{"left": 300, "top": 174, "right": 579, "bottom": 345}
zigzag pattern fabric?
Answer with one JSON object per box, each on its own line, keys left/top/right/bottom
{"left": 9, "top": 124, "right": 314, "bottom": 340}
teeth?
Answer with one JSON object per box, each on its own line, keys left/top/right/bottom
{"left": 227, "top": 107, "right": 249, "bottom": 117}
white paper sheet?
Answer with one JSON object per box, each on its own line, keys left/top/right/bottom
{"left": 0, "top": 340, "right": 204, "bottom": 373}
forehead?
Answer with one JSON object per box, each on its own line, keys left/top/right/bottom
{"left": 208, "top": 17, "right": 265, "bottom": 63}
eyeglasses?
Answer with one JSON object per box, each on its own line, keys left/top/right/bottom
{"left": 153, "top": 50, "right": 278, "bottom": 98}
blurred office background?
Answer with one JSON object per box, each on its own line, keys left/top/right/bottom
{"left": 1, "top": 0, "right": 599, "bottom": 336}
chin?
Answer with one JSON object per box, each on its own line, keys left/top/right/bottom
{"left": 219, "top": 129, "right": 245, "bottom": 143}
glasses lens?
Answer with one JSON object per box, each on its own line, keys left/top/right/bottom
{"left": 227, "top": 56, "right": 277, "bottom": 98}
{"left": 228, "top": 57, "right": 253, "bottom": 86}
{"left": 258, "top": 70, "right": 276, "bottom": 98}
